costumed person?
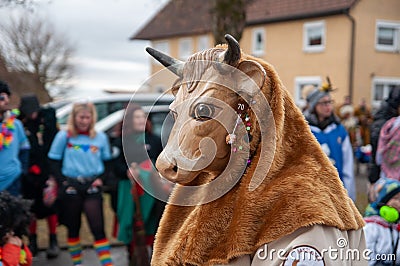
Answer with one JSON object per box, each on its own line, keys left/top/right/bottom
{"left": 0, "top": 80, "right": 30, "bottom": 196}
{"left": 340, "top": 104, "right": 359, "bottom": 148}
{"left": 376, "top": 105, "right": 400, "bottom": 181}
{"left": 146, "top": 34, "right": 366, "bottom": 265}
{"left": 18, "top": 94, "right": 60, "bottom": 258}
{"left": 304, "top": 78, "right": 356, "bottom": 202}
{"left": 364, "top": 177, "right": 400, "bottom": 265}
{"left": 0, "top": 191, "right": 33, "bottom": 266}
{"left": 369, "top": 85, "right": 400, "bottom": 184}
{"left": 113, "top": 104, "right": 164, "bottom": 264}
{"left": 48, "top": 102, "right": 113, "bottom": 266}
{"left": 354, "top": 98, "right": 372, "bottom": 146}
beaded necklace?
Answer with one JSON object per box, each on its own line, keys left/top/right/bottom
{"left": 226, "top": 98, "right": 255, "bottom": 166}
{"left": 0, "top": 109, "right": 20, "bottom": 150}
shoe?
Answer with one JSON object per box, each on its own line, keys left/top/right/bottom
{"left": 46, "top": 233, "right": 60, "bottom": 259}
{"left": 28, "top": 234, "right": 38, "bottom": 257}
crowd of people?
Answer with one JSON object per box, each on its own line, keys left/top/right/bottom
{"left": 0, "top": 80, "right": 167, "bottom": 266}
{"left": 303, "top": 80, "right": 400, "bottom": 265}
{"left": 1, "top": 75, "right": 400, "bottom": 265}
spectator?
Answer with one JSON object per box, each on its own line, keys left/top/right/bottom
{"left": 304, "top": 79, "right": 356, "bottom": 201}
{"left": 354, "top": 97, "right": 372, "bottom": 145}
{"left": 112, "top": 104, "right": 164, "bottom": 264}
{"left": 0, "top": 80, "right": 30, "bottom": 196}
{"left": 18, "top": 94, "right": 60, "bottom": 258}
{"left": 376, "top": 106, "right": 400, "bottom": 181}
{"left": 364, "top": 177, "right": 400, "bottom": 265}
{"left": 369, "top": 85, "right": 400, "bottom": 184}
{"left": 0, "top": 191, "right": 33, "bottom": 266}
{"left": 48, "top": 101, "right": 113, "bottom": 266}
{"left": 339, "top": 104, "right": 359, "bottom": 148}
{"left": 336, "top": 95, "right": 352, "bottom": 119}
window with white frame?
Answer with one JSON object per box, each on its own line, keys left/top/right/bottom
{"left": 152, "top": 41, "right": 170, "bottom": 65}
{"left": 303, "top": 21, "right": 325, "bottom": 53}
{"left": 376, "top": 20, "right": 400, "bottom": 52}
{"left": 197, "top": 35, "right": 210, "bottom": 52}
{"left": 252, "top": 28, "right": 265, "bottom": 56}
{"left": 372, "top": 78, "right": 400, "bottom": 109}
{"left": 294, "top": 76, "right": 322, "bottom": 109}
{"left": 178, "top": 38, "right": 193, "bottom": 60}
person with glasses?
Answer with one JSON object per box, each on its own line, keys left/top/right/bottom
{"left": 304, "top": 79, "right": 356, "bottom": 201}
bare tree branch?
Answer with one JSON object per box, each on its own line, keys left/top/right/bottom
{"left": 210, "top": 0, "right": 252, "bottom": 45}
{"left": 0, "top": 13, "right": 75, "bottom": 96}
{"left": 0, "top": 0, "right": 38, "bottom": 9}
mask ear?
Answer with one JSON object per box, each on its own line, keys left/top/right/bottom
{"left": 237, "top": 60, "right": 266, "bottom": 95}
{"left": 170, "top": 78, "right": 182, "bottom": 97}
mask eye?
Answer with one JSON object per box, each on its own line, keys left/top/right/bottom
{"left": 193, "top": 103, "right": 215, "bottom": 121}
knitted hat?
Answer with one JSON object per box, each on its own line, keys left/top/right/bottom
{"left": 305, "top": 77, "right": 335, "bottom": 112}
{"left": 365, "top": 177, "right": 400, "bottom": 217}
{"left": 19, "top": 94, "right": 40, "bottom": 116}
{"left": 0, "top": 80, "right": 11, "bottom": 96}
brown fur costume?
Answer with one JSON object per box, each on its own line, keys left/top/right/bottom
{"left": 150, "top": 42, "right": 364, "bottom": 266}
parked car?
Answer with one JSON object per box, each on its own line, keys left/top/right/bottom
{"left": 56, "top": 93, "right": 174, "bottom": 129}
{"left": 95, "top": 105, "right": 174, "bottom": 144}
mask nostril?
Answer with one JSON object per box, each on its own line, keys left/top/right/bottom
{"left": 173, "top": 165, "right": 178, "bottom": 172}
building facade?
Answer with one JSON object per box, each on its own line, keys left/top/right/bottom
{"left": 132, "top": 0, "right": 400, "bottom": 110}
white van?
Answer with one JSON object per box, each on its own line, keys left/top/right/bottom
{"left": 95, "top": 105, "right": 173, "bottom": 138}
{"left": 56, "top": 93, "right": 174, "bottom": 128}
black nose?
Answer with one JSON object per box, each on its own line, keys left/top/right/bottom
{"left": 173, "top": 165, "right": 178, "bottom": 172}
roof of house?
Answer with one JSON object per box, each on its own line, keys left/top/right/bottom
{"left": 131, "top": 0, "right": 358, "bottom": 40}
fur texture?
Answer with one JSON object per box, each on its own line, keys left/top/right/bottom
{"left": 152, "top": 46, "right": 365, "bottom": 265}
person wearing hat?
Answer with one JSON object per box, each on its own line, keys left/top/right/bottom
{"left": 304, "top": 79, "right": 356, "bottom": 201}
{"left": 0, "top": 80, "right": 30, "bottom": 196}
{"left": 369, "top": 85, "right": 400, "bottom": 185}
{"left": 18, "top": 94, "right": 60, "bottom": 258}
{"left": 364, "top": 177, "right": 400, "bottom": 265}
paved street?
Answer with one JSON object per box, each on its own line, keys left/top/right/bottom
{"left": 32, "top": 245, "right": 128, "bottom": 266}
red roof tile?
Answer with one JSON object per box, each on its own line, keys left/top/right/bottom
{"left": 131, "top": 0, "right": 357, "bottom": 40}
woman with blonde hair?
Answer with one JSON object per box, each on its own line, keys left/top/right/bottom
{"left": 48, "top": 102, "right": 113, "bottom": 266}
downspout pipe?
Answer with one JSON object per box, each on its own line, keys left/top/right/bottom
{"left": 345, "top": 10, "right": 356, "bottom": 104}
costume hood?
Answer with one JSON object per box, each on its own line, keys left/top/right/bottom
{"left": 151, "top": 46, "right": 364, "bottom": 266}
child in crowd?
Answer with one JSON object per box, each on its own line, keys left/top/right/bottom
{"left": 364, "top": 177, "right": 400, "bottom": 265}
{"left": 0, "top": 191, "right": 33, "bottom": 266}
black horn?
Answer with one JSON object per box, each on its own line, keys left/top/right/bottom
{"left": 146, "top": 47, "right": 184, "bottom": 77}
{"left": 223, "top": 34, "right": 241, "bottom": 66}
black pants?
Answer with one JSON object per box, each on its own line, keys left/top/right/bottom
{"left": 58, "top": 178, "right": 106, "bottom": 240}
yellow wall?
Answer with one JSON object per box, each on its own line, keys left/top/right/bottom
{"left": 147, "top": 0, "right": 400, "bottom": 110}
{"left": 149, "top": 34, "right": 214, "bottom": 92}
{"left": 241, "top": 15, "right": 352, "bottom": 105}
{"left": 351, "top": 0, "right": 400, "bottom": 106}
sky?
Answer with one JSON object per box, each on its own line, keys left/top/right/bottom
{"left": 1, "top": 0, "right": 169, "bottom": 97}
